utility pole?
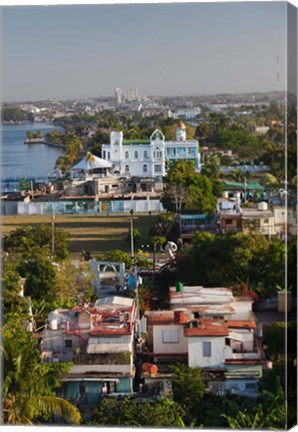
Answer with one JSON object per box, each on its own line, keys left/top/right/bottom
{"left": 134, "top": 266, "right": 141, "bottom": 339}
{"left": 244, "top": 177, "right": 247, "bottom": 205}
{"left": 130, "top": 209, "right": 134, "bottom": 260}
{"left": 51, "top": 200, "right": 55, "bottom": 255}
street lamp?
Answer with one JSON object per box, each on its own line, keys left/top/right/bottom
{"left": 51, "top": 200, "right": 55, "bottom": 255}
{"left": 130, "top": 209, "right": 134, "bottom": 260}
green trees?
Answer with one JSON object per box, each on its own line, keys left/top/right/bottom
{"left": 3, "top": 106, "right": 30, "bottom": 122}
{"left": 223, "top": 378, "right": 290, "bottom": 430}
{"left": 161, "top": 160, "right": 217, "bottom": 214}
{"left": 178, "top": 232, "right": 285, "bottom": 295}
{"left": 89, "top": 396, "right": 185, "bottom": 427}
{"left": 170, "top": 364, "right": 205, "bottom": 426}
{"left": 19, "top": 256, "right": 56, "bottom": 301}
{"left": 3, "top": 224, "right": 77, "bottom": 328}
{"left": 3, "top": 320, "right": 81, "bottom": 425}
{"left": 3, "top": 223, "right": 69, "bottom": 261}
{"left": 55, "top": 135, "right": 83, "bottom": 174}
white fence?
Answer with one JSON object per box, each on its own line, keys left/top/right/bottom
{"left": 16, "top": 199, "right": 164, "bottom": 215}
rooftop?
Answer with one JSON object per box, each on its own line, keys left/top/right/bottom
{"left": 184, "top": 320, "right": 229, "bottom": 337}
{"left": 169, "top": 286, "right": 234, "bottom": 307}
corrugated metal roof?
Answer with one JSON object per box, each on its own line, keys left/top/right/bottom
{"left": 95, "top": 296, "right": 134, "bottom": 308}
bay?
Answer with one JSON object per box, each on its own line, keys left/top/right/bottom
{"left": 1, "top": 123, "right": 64, "bottom": 179}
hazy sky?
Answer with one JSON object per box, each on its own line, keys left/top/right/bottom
{"left": 2, "top": 2, "right": 288, "bottom": 102}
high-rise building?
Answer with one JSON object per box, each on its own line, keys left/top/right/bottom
{"left": 128, "top": 88, "right": 139, "bottom": 102}
{"left": 114, "top": 87, "right": 122, "bottom": 105}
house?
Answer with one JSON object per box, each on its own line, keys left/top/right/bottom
{"left": 41, "top": 296, "right": 136, "bottom": 408}
{"left": 101, "top": 121, "right": 200, "bottom": 179}
{"left": 219, "top": 202, "right": 275, "bottom": 236}
{"left": 219, "top": 201, "right": 297, "bottom": 237}
{"left": 142, "top": 286, "right": 263, "bottom": 397}
{"left": 178, "top": 213, "right": 216, "bottom": 241}
{"left": 221, "top": 181, "right": 265, "bottom": 202}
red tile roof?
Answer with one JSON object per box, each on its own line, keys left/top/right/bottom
{"left": 184, "top": 320, "right": 229, "bottom": 337}
{"left": 227, "top": 320, "right": 256, "bottom": 329}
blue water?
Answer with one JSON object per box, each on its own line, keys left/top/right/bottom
{"left": 1, "top": 123, "right": 64, "bottom": 179}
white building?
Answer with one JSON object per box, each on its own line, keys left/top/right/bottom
{"left": 114, "top": 87, "right": 122, "bottom": 106}
{"left": 172, "top": 107, "right": 201, "bottom": 119}
{"left": 143, "top": 286, "right": 263, "bottom": 397}
{"left": 101, "top": 121, "right": 200, "bottom": 180}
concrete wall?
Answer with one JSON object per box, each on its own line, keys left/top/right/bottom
{"left": 15, "top": 198, "right": 164, "bottom": 215}
{"left": 152, "top": 324, "right": 188, "bottom": 354}
{"left": 188, "top": 336, "right": 226, "bottom": 368}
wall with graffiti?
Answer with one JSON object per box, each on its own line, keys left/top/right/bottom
{"left": 16, "top": 199, "right": 164, "bottom": 215}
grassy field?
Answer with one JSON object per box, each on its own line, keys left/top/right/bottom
{"left": 2, "top": 213, "right": 159, "bottom": 257}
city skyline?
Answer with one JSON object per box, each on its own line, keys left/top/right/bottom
{"left": 2, "top": 2, "right": 288, "bottom": 102}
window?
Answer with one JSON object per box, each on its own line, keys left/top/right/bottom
{"left": 125, "top": 151, "right": 129, "bottom": 159}
{"left": 143, "top": 164, "right": 147, "bottom": 173}
{"left": 107, "top": 152, "right": 110, "bottom": 159}
{"left": 203, "top": 341, "right": 211, "bottom": 357}
{"left": 134, "top": 151, "right": 138, "bottom": 159}
{"left": 125, "top": 165, "right": 129, "bottom": 173}
{"left": 263, "top": 219, "right": 269, "bottom": 224}
{"left": 144, "top": 151, "right": 148, "bottom": 159}
{"left": 154, "top": 165, "right": 162, "bottom": 173}
{"left": 65, "top": 339, "right": 72, "bottom": 348}
{"left": 162, "top": 329, "right": 180, "bottom": 343}
{"left": 103, "top": 151, "right": 106, "bottom": 159}
{"left": 245, "top": 383, "right": 256, "bottom": 390}
{"left": 225, "top": 219, "right": 233, "bottom": 225}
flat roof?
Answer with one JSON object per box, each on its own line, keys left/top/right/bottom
{"left": 169, "top": 286, "right": 234, "bottom": 306}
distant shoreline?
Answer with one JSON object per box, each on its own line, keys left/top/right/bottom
{"left": 24, "top": 139, "right": 65, "bottom": 149}
{"left": 2, "top": 121, "right": 53, "bottom": 126}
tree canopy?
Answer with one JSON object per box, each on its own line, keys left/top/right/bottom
{"left": 178, "top": 231, "right": 286, "bottom": 297}
{"left": 89, "top": 396, "right": 184, "bottom": 427}
{"left": 3, "top": 319, "right": 81, "bottom": 425}
{"left": 161, "top": 160, "right": 217, "bottom": 214}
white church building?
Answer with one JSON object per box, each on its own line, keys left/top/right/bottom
{"left": 101, "top": 121, "right": 200, "bottom": 180}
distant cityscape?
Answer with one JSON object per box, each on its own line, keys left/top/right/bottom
{"left": 3, "top": 89, "right": 287, "bottom": 125}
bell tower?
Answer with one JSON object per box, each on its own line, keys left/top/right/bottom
{"left": 176, "top": 120, "right": 186, "bottom": 142}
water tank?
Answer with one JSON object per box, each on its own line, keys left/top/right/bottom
{"left": 49, "top": 319, "right": 58, "bottom": 330}
{"left": 142, "top": 362, "right": 152, "bottom": 372}
{"left": 176, "top": 282, "right": 183, "bottom": 292}
{"left": 258, "top": 201, "right": 268, "bottom": 211}
{"left": 149, "top": 364, "right": 158, "bottom": 376}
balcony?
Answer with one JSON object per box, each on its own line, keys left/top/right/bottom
{"left": 42, "top": 350, "right": 131, "bottom": 366}
{"left": 224, "top": 346, "right": 261, "bottom": 362}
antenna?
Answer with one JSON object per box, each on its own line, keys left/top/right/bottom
{"left": 276, "top": 53, "right": 281, "bottom": 108}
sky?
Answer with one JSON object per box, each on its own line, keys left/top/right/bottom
{"left": 1, "top": 1, "right": 290, "bottom": 102}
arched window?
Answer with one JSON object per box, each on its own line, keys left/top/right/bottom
{"left": 134, "top": 151, "right": 138, "bottom": 159}
{"left": 125, "top": 165, "right": 129, "bottom": 173}
{"left": 153, "top": 147, "right": 162, "bottom": 159}
{"left": 143, "top": 164, "right": 147, "bottom": 173}
{"left": 144, "top": 150, "right": 148, "bottom": 159}
{"left": 125, "top": 151, "right": 129, "bottom": 159}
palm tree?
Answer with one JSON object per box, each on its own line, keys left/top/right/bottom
{"left": 85, "top": 151, "right": 96, "bottom": 177}
{"left": 3, "top": 323, "right": 81, "bottom": 425}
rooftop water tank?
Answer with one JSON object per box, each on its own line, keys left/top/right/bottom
{"left": 176, "top": 282, "right": 183, "bottom": 292}
{"left": 258, "top": 201, "right": 268, "bottom": 211}
{"left": 49, "top": 319, "right": 58, "bottom": 330}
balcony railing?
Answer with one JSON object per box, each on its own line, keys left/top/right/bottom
{"left": 42, "top": 350, "right": 131, "bottom": 365}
